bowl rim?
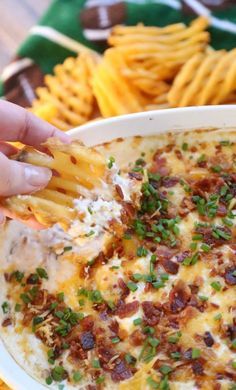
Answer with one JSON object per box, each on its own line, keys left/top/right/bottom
{"left": 1, "top": 105, "right": 236, "bottom": 390}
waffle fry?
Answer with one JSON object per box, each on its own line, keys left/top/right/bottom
{"left": 168, "top": 49, "right": 236, "bottom": 107}
{"left": 31, "top": 51, "right": 99, "bottom": 130}
{"left": 2, "top": 139, "right": 106, "bottom": 228}
{"left": 108, "top": 17, "right": 209, "bottom": 79}
{"left": 92, "top": 48, "right": 148, "bottom": 117}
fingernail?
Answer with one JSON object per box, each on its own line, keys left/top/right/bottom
{"left": 24, "top": 166, "right": 52, "bottom": 187}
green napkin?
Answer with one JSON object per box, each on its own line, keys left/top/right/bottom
{"left": 1, "top": 0, "right": 236, "bottom": 107}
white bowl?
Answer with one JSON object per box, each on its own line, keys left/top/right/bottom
{"left": 0, "top": 105, "right": 236, "bottom": 390}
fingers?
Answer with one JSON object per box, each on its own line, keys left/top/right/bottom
{"left": 0, "top": 101, "right": 70, "bottom": 147}
{"left": 0, "top": 152, "right": 52, "bottom": 197}
{"left": 0, "top": 141, "right": 18, "bottom": 156}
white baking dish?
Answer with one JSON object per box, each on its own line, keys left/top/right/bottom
{"left": 0, "top": 105, "right": 235, "bottom": 390}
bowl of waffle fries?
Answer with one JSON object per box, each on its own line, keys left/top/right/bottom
{"left": 0, "top": 105, "right": 236, "bottom": 390}
{"left": 29, "top": 17, "right": 236, "bottom": 131}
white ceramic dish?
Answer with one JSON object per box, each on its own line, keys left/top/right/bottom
{"left": 0, "top": 105, "right": 235, "bottom": 390}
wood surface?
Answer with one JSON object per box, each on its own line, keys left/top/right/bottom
{"left": 0, "top": 0, "right": 51, "bottom": 72}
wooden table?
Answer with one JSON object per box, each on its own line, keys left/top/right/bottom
{"left": 0, "top": 0, "right": 51, "bottom": 73}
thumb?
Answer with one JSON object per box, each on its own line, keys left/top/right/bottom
{"left": 0, "top": 152, "right": 52, "bottom": 197}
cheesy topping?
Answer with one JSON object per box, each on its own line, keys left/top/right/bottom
{"left": 0, "top": 129, "right": 236, "bottom": 390}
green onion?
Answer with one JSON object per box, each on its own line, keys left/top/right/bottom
{"left": 73, "top": 371, "right": 82, "bottom": 382}
{"left": 211, "top": 165, "right": 222, "bottom": 173}
{"left": 159, "top": 365, "right": 172, "bottom": 375}
{"left": 111, "top": 337, "right": 120, "bottom": 344}
{"left": 214, "top": 313, "right": 222, "bottom": 321}
{"left": 137, "top": 246, "right": 148, "bottom": 257}
{"left": 182, "top": 143, "right": 188, "bottom": 151}
{"left": 148, "top": 337, "right": 160, "bottom": 347}
{"left": 108, "top": 156, "right": 115, "bottom": 169}
{"left": 36, "top": 267, "right": 48, "bottom": 279}
{"left": 14, "top": 303, "right": 21, "bottom": 312}
{"left": 63, "top": 246, "right": 72, "bottom": 252}
{"left": 92, "top": 359, "right": 101, "bottom": 369}
{"left": 170, "top": 351, "right": 181, "bottom": 360}
{"left": 45, "top": 376, "right": 53, "bottom": 385}
{"left": 1, "top": 301, "right": 9, "bottom": 314}
{"left": 96, "top": 376, "right": 105, "bottom": 384}
{"left": 200, "top": 243, "right": 211, "bottom": 253}
{"left": 146, "top": 376, "right": 159, "bottom": 389}
{"left": 191, "top": 348, "right": 201, "bottom": 359}
{"left": 143, "top": 326, "right": 155, "bottom": 335}
{"left": 198, "top": 295, "right": 208, "bottom": 302}
{"left": 133, "top": 273, "right": 143, "bottom": 281}
{"left": 211, "top": 281, "right": 222, "bottom": 291}
{"left": 133, "top": 318, "right": 142, "bottom": 326}
{"left": 125, "top": 353, "right": 136, "bottom": 365}
{"left": 127, "top": 281, "right": 138, "bottom": 292}
{"left": 57, "top": 292, "right": 64, "bottom": 302}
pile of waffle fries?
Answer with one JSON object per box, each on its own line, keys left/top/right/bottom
{"left": 30, "top": 17, "right": 236, "bottom": 131}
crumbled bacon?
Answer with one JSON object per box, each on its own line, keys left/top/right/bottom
{"left": 162, "top": 258, "right": 179, "bottom": 274}
{"left": 118, "top": 278, "right": 130, "bottom": 299}
{"left": 169, "top": 281, "right": 191, "bottom": 313}
{"left": 176, "top": 251, "right": 191, "bottom": 263}
{"left": 216, "top": 203, "right": 227, "bottom": 217}
{"left": 70, "top": 338, "right": 87, "bottom": 361}
{"left": 162, "top": 176, "right": 179, "bottom": 188}
{"left": 129, "top": 329, "right": 146, "bottom": 346}
{"left": 115, "top": 185, "right": 124, "bottom": 200}
{"left": 79, "top": 331, "right": 95, "bottom": 350}
{"left": 193, "top": 176, "right": 224, "bottom": 196}
{"left": 142, "top": 301, "right": 161, "bottom": 326}
{"left": 111, "top": 359, "right": 133, "bottom": 382}
{"left": 109, "top": 320, "right": 119, "bottom": 336}
{"left": 224, "top": 268, "right": 236, "bottom": 285}
{"left": 80, "top": 315, "right": 94, "bottom": 331}
{"left": 151, "top": 155, "right": 170, "bottom": 176}
{"left": 116, "top": 301, "right": 139, "bottom": 319}
{"left": 196, "top": 226, "right": 231, "bottom": 247}
{"left": 128, "top": 172, "right": 143, "bottom": 181}
{"left": 2, "top": 317, "right": 12, "bottom": 327}
{"left": 203, "top": 331, "right": 214, "bottom": 347}
{"left": 192, "top": 359, "right": 204, "bottom": 375}
{"left": 179, "top": 197, "right": 195, "bottom": 217}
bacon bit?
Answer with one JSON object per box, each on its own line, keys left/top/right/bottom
{"left": 115, "top": 185, "right": 124, "bottom": 200}
{"left": 70, "top": 155, "right": 77, "bottom": 164}
{"left": 129, "top": 329, "right": 146, "bottom": 346}
{"left": 175, "top": 150, "right": 183, "bottom": 160}
{"left": 179, "top": 197, "right": 195, "bottom": 217}
{"left": 22, "top": 311, "right": 35, "bottom": 326}
{"left": 26, "top": 273, "right": 40, "bottom": 285}
{"left": 142, "top": 301, "right": 161, "bottom": 326}
{"left": 2, "top": 317, "right": 12, "bottom": 327}
{"left": 193, "top": 176, "right": 224, "bottom": 195}
{"left": 4, "top": 273, "right": 11, "bottom": 282}
{"left": 192, "top": 360, "right": 204, "bottom": 375}
{"left": 118, "top": 278, "right": 130, "bottom": 299}
{"left": 216, "top": 203, "right": 227, "bottom": 217}
{"left": 224, "top": 268, "right": 236, "bottom": 285}
{"left": 156, "top": 245, "right": 177, "bottom": 261}
{"left": 189, "top": 285, "right": 199, "bottom": 294}
{"left": 162, "top": 176, "right": 179, "bottom": 188}
{"left": 109, "top": 320, "right": 119, "bottom": 336}
{"left": 176, "top": 251, "right": 191, "bottom": 263}
{"left": 98, "top": 346, "right": 114, "bottom": 364}
{"left": 116, "top": 301, "right": 139, "bottom": 319}
{"left": 79, "top": 331, "right": 95, "bottom": 350}
{"left": 70, "top": 338, "right": 87, "bottom": 360}
{"left": 80, "top": 315, "right": 94, "bottom": 331}
{"left": 151, "top": 155, "right": 170, "bottom": 176}
{"left": 111, "top": 359, "right": 133, "bottom": 382}
{"left": 226, "top": 324, "right": 236, "bottom": 341}
{"left": 128, "top": 172, "right": 143, "bottom": 181}
{"left": 162, "top": 258, "right": 179, "bottom": 274}
{"left": 196, "top": 226, "right": 231, "bottom": 247}
{"left": 169, "top": 281, "right": 191, "bottom": 313}
{"left": 203, "top": 331, "right": 214, "bottom": 347}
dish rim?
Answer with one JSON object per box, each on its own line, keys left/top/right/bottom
{"left": 0, "top": 105, "right": 236, "bottom": 390}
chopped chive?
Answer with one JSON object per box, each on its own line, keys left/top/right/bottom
{"left": 133, "top": 318, "right": 142, "bottom": 326}
{"left": 108, "top": 156, "right": 115, "bottom": 169}
{"left": 211, "top": 281, "right": 222, "bottom": 291}
{"left": 148, "top": 337, "right": 160, "bottom": 347}
{"left": 14, "top": 303, "right": 21, "bottom": 312}
{"left": 143, "top": 326, "right": 155, "bottom": 335}
{"left": 63, "top": 246, "right": 72, "bottom": 252}
{"left": 214, "top": 313, "right": 222, "bottom": 321}
{"left": 133, "top": 273, "right": 143, "bottom": 281}
{"left": 111, "top": 337, "right": 120, "bottom": 344}
{"left": 36, "top": 267, "right": 48, "bottom": 279}
{"left": 57, "top": 292, "right": 64, "bottom": 302}
{"left": 171, "top": 351, "right": 181, "bottom": 360}
{"left": 198, "top": 295, "right": 208, "bottom": 302}
{"left": 191, "top": 348, "right": 201, "bottom": 359}
{"left": 146, "top": 376, "right": 159, "bottom": 389}
{"left": 182, "top": 143, "right": 188, "bottom": 151}
{"left": 200, "top": 243, "right": 211, "bottom": 252}
{"left": 127, "top": 281, "right": 138, "bottom": 292}
{"left": 73, "top": 371, "right": 82, "bottom": 382}
{"left": 159, "top": 365, "right": 172, "bottom": 375}
{"left": 1, "top": 301, "right": 9, "bottom": 314}
{"left": 92, "top": 359, "right": 101, "bottom": 369}
{"left": 96, "top": 375, "right": 105, "bottom": 384}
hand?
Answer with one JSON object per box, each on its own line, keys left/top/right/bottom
{"left": 0, "top": 100, "right": 70, "bottom": 227}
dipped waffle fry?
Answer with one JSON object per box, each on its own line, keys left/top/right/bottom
{"left": 168, "top": 49, "right": 236, "bottom": 107}
{"left": 1, "top": 139, "right": 107, "bottom": 228}
{"left": 31, "top": 51, "right": 99, "bottom": 130}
